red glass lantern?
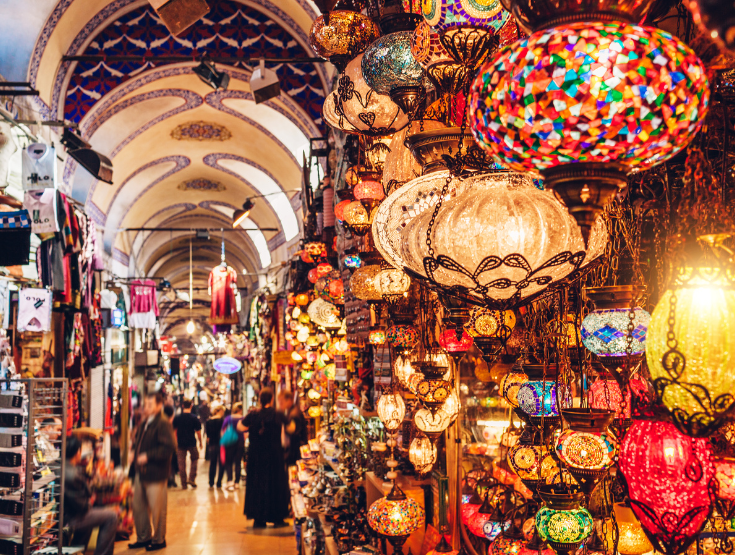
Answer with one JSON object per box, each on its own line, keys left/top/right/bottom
{"left": 713, "top": 456, "right": 735, "bottom": 520}
{"left": 353, "top": 177, "right": 385, "bottom": 202}
{"left": 619, "top": 420, "right": 714, "bottom": 555}
{"left": 316, "top": 262, "right": 333, "bottom": 278}
{"left": 300, "top": 251, "right": 314, "bottom": 264}
{"left": 439, "top": 329, "right": 474, "bottom": 353}
{"left": 294, "top": 293, "right": 310, "bottom": 306}
{"left": 335, "top": 199, "right": 351, "bottom": 222}
{"left": 589, "top": 375, "right": 648, "bottom": 419}
{"left": 308, "top": 268, "right": 320, "bottom": 283}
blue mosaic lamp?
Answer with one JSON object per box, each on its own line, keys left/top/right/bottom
{"left": 361, "top": 31, "right": 431, "bottom": 119}
{"left": 344, "top": 254, "right": 362, "bottom": 269}
{"left": 515, "top": 360, "right": 570, "bottom": 427}
{"left": 581, "top": 286, "right": 650, "bottom": 370}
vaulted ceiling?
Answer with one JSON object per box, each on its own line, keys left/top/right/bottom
{"left": 3, "top": 0, "right": 328, "bottom": 338}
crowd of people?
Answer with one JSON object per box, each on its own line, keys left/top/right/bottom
{"left": 62, "top": 387, "right": 307, "bottom": 554}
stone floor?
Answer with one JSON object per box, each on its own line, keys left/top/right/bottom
{"left": 113, "top": 460, "right": 295, "bottom": 555}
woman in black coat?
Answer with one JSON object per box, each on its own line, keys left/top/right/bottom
{"left": 237, "top": 388, "right": 289, "bottom": 528}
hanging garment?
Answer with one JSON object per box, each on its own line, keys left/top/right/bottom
{"left": 0, "top": 211, "right": 31, "bottom": 267}
{"left": 128, "top": 311, "right": 156, "bottom": 330}
{"left": 23, "top": 189, "right": 59, "bottom": 234}
{"left": 130, "top": 280, "right": 158, "bottom": 315}
{"left": 99, "top": 289, "right": 118, "bottom": 309}
{"left": 21, "top": 143, "right": 56, "bottom": 190}
{"left": 0, "top": 282, "right": 8, "bottom": 329}
{"left": 208, "top": 265, "right": 238, "bottom": 325}
{"left": 17, "top": 288, "right": 52, "bottom": 332}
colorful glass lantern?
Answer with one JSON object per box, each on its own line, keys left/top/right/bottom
{"left": 374, "top": 267, "right": 412, "bottom": 303}
{"left": 466, "top": 487, "right": 511, "bottom": 540}
{"left": 326, "top": 277, "right": 345, "bottom": 305}
{"left": 307, "top": 268, "right": 319, "bottom": 283}
{"left": 368, "top": 484, "right": 425, "bottom": 551}
{"left": 422, "top": 0, "right": 508, "bottom": 32}
{"left": 507, "top": 442, "right": 558, "bottom": 491}
{"left": 309, "top": 11, "right": 380, "bottom": 68}
{"left": 555, "top": 409, "right": 617, "bottom": 493}
{"left": 414, "top": 407, "right": 452, "bottom": 440}
{"left": 335, "top": 199, "right": 351, "bottom": 222}
{"left": 465, "top": 308, "right": 516, "bottom": 338}
{"left": 646, "top": 266, "right": 735, "bottom": 436}
{"left": 344, "top": 254, "right": 362, "bottom": 269}
{"left": 382, "top": 119, "right": 446, "bottom": 193}
{"left": 387, "top": 325, "right": 419, "bottom": 350}
{"left": 407, "top": 371, "right": 425, "bottom": 395}
{"left": 416, "top": 377, "right": 453, "bottom": 410}
{"left": 600, "top": 505, "right": 654, "bottom": 555}
{"left": 294, "top": 292, "right": 310, "bottom": 306}
{"left": 409, "top": 433, "right": 437, "bottom": 474}
{"left": 439, "top": 329, "right": 473, "bottom": 354}
{"left": 489, "top": 534, "right": 524, "bottom": 555}
{"left": 394, "top": 355, "right": 417, "bottom": 386}
{"left": 499, "top": 370, "right": 527, "bottom": 408}
{"left": 411, "top": 21, "right": 470, "bottom": 95}
{"left": 516, "top": 380, "right": 560, "bottom": 420}
{"left": 307, "top": 299, "right": 342, "bottom": 329}
{"left": 713, "top": 457, "right": 735, "bottom": 520}
{"left": 369, "top": 328, "right": 387, "bottom": 345}
{"left": 377, "top": 391, "right": 406, "bottom": 431}
{"left": 535, "top": 484, "right": 594, "bottom": 553}
{"left": 325, "top": 54, "right": 408, "bottom": 137}
{"left": 316, "top": 263, "right": 333, "bottom": 279}
{"left": 470, "top": 21, "right": 709, "bottom": 242}
{"left": 353, "top": 175, "right": 386, "bottom": 206}
{"left": 350, "top": 263, "right": 383, "bottom": 301}
{"left": 619, "top": 419, "right": 714, "bottom": 555}
{"left": 342, "top": 200, "right": 372, "bottom": 235}
{"left": 589, "top": 375, "right": 648, "bottom": 419}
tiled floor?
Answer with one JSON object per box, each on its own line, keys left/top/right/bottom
{"left": 114, "top": 460, "right": 295, "bottom": 555}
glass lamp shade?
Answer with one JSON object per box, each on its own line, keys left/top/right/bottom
{"left": 373, "top": 170, "right": 458, "bottom": 272}
{"left": 409, "top": 434, "right": 438, "bottom": 474}
{"left": 601, "top": 520, "right": 654, "bottom": 555}
{"left": 326, "top": 54, "right": 409, "bottom": 136}
{"left": 415, "top": 407, "right": 452, "bottom": 436}
{"left": 382, "top": 120, "right": 446, "bottom": 193}
{"left": 507, "top": 444, "right": 558, "bottom": 483}
{"left": 422, "top": 0, "right": 509, "bottom": 32}
{"left": 589, "top": 377, "right": 648, "bottom": 419}
{"left": 411, "top": 21, "right": 453, "bottom": 68}
{"left": 714, "top": 457, "right": 735, "bottom": 502}
{"left": 305, "top": 241, "right": 326, "bottom": 256}
{"left": 387, "top": 326, "right": 419, "bottom": 349}
{"left": 343, "top": 200, "right": 369, "bottom": 227}
{"left": 500, "top": 372, "right": 527, "bottom": 408}
{"left": 555, "top": 429, "right": 617, "bottom": 472}
{"left": 646, "top": 272, "right": 735, "bottom": 434}
{"left": 619, "top": 420, "right": 714, "bottom": 554}
{"left": 307, "top": 268, "right": 320, "bottom": 283}
{"left": 581, "top": 308, "right": 650, "bottom": 358}
{"left": 489, "top": 535, "right": 524, "bottom": 555}
{"left": 370, "top": 328, "right": 387, "bottom": 345}
{"left": 516, "top": 381, "right": 561, "bottom": 417}
{"left": 470, "top": 21, "right": 709, "bottom": 174}
{"left": 354, "top": 177, "right": 386, "bottom": 202}
{"left": 394, "top": 355, "right": 417, "bottom": 386}
{"left": 309, "top": 11, "right": 380, "bottom": 58}
{"left": 377, "top": 391, "right": 406, "bottom": 431}
{"left": 296, "top": 327, "right": 311, "bottom": 343}
{"left": 442, "top": 389, "right": 461, "bottom": 419}
{"left": 307, "top": 299, "right": 342, "bottom": 329}
{"left": 535, "top": 506, "right": 593, "bottom": 546}
{"left": 374, "top": 268, "right": 411, "bottom": 301}
{"left": 368, "top": 488, "right": 425, "bottom": 537}
{"left": 407, "top": 372, "right": 425, "bottom": 394}
{"left": 335, "top": 199, "right": 351, "bottom": 222}
{"left": 294, "top": 293, "right": 310, "bottom": 306}
{"left": 350, "top": 264, "right": 383, "bottom": 301}
{"left": 325, "top": 277, "right": 345, "bottom": 305}
{"left": 462, "top": 502, "right": 481, "bottom": 526}
{"left": 416, "top": 377, "right": 453, "bottom": 409}
{"left": 344, "top": 254, "right": 362, "bottom": 269}
{"left": 361, "top": 31, "right": 429, "bottom": 96}
{"left": 439, "top": 329, "right": 474, "bottom": 353}
{"left": 316, "top": 263, "right": 333, "bottom": 278}
{"left": 399, "top": 171, "right": 607, "bottom": 304}
{"left": 465, "top": 308, "right": 516, "bottom": 337}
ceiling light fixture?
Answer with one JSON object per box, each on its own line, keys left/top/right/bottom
{"left": 250, "top": 58, "right": 280, "bottom": 104}
{"left": 232, "top": 199, "right": 255, "bottom": 228}
{"left": 193, "top": 57, "right": 230, "bottom": 90}
{"left": 60, "top": 128, "right": 113, "bottom": 184}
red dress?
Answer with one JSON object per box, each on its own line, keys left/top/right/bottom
{"left": 209, "top": 265, "right": 238, "bottom": 325}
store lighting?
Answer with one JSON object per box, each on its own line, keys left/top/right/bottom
{"left": 233, "top": 199, "right": 255, "bottom": 227}
{"left": 250, "top": 58, "right": 280, "bottom": 104}
{"left": 186, "top": 320, "right": 195, "bottom": 334}
{"left": 60, "top": 128, "right": 113, "bottom": 184}
{"left": 193, "top": 57, "right": 230, "bottom": 90}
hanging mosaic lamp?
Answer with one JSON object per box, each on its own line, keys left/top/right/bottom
{"left": 618, "top": 419, "right": 714, "bottom": 555}
{"left": 466, "top": 488, "right": 510, "bottom": 540}
{"left": 467, "top": 308, "right": 517, "bottom": 365}
{"left": 362, "top": 30, "right": 431, "bottom": 119}
{"left": 369, "top": 327, "right": 387, "bottom": 345}
{"left": 349, "top": 253, "right": 384, "bottom": 302}
{"left": 535, "top": 484, "right": 594, "bottom": 555}
{"left": 581, "top": 286, "right": 650, "bottom": 370}
{"left": 353, "top": 170, "right": 385, "bottom": 214}
{"left": 518, "top": 529, "right": 554, "bottom": 555}
{"left": 368, "top": 484, "right": 425, "bottom": 552}
{"left": 335, "top": 199, "right": 352, "bottom": 223}
{"left": 555, "top": 409, "right": 617, "bottom": 493}
{"left": 374, "top": 267, "right": 412, "bottom": 304}
{"left": 411, "top": 21, "right": 469, "bottom": 96}
{"left": 414, "top": 406, "right": 452, "bottom": 441}
{"left": 489, "top": 525, "right": 525, "bottom": 555}
{"left": 600, "top": 504, "right": 654, "bottom": 555}
{"left": 382, "top": 119, "right": 446, "bottom": 194}
{"left": 387, "top": 326, "right": 419, "bottom": 354}
{"left": 415, "top": 356, "right": 453, "bottom": 411}
{"left": 515, "top": 361, "right": 570, "bottom": 427}
{"left": 588, "top": 372, "right": 649, "bottom": 420}
{"left": 646, "top": 259, "right": 735, "bottom": 437}
{"left": 377, "top": 390, "right": 406, "bottom": 431}
{"left": 309, "top": 11, "right": 380, "bottom": 72}
{"left": 399, "top": 171, "right": 607, "bottom": 308}
{"left": 343, "top": 254, "right": 362, "bottom": 269}
{"left": 470, "top": 21, "right": 709, "bottom": 243}
{"left": 499, "top": 370, "right": 527, "bottom": 408}
{"left": 439, "top": 328, "right": 473, "bottom": 356}
{"left": 409, "top": 433, "right": 438, "bottom": 474}
{"left": 324, "top": 54, "right": 409, "bottom": 137}
{"left": 507, "top": 440, "right": 559, "bottom": 494}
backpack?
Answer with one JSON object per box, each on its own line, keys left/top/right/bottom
{"left": 220, "top": 422, "right": 238, "bottom": 447}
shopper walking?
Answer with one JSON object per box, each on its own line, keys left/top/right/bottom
{"left": 173, "top": 399, "right": 202, "bottom": 489}
{"left": 237, "top": 388, "right": 289, "bottom": 528}
{"left": 163, "top": 405, "right": 177, "bottom": 488}
{"left": 64, "top": 436, "right": 119, "bottom": 555}
{"left": 206, "top": 406, "right": 226, "bottom": 488}
{"left": 278, "top": 389, "right": 307, "bottom": 468}
{"left": 221, "top": 402, "right": 245, "bottom": 491}
{"left": 129, "top": 392, "right": 176, "bottom": 552}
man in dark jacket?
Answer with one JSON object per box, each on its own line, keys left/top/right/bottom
{"left": 128, "top": 391, "right": 176, "bottom": 551}
{"left": 64, "top": 436, "right": 118, "bottom": 555}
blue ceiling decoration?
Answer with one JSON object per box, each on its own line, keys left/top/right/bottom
{"left": 63, "top": 0, "right": 326, "bottom": 129}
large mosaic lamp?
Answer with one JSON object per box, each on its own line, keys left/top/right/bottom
{"left": 581, "top": 286, "right": 650, "bottom": 370}
{"left": 324, "top": 53, "right": 409, "bottom": 137}
{"left": 309, "top": 11, "right": 380, "bottom": 72}
{"left": 362, "top": 31, "right": 431, "bottom": 119}
{"left": 368, "top": 484, "right": 425, "bottom": 552}
{"left": 399, "top": 171, "right": 607, "bottom": 308}
{"left": 619, "top": 419, "right": 714, "bottom": 555}
{"left": 555, "top": 409, "right": 616, "bottom": 493}
{"left": 535, "top": 484, "right": 594, "bottom": 555}
{"left": 646, "top": 261, "right": 735, "bottom": 437}
{"left": 507, "top": 440, "right": 558, "bottom": 494}
{"left": 470, "top": 21, "right": 710, "bottom": 243}
{"left": 516, "top": 362, "right": 570, "bottom": 428}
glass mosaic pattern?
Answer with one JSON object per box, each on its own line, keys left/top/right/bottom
{"left": 422, "top": 0, "right": 508, "bottom": 32}
{"left": 368, "top": 495, "right": 425, "bottom": 536}
{"left": 507, "top": 443, "right": 557, "bottom": 480}
{"left": 517, "top": 381, "right": 561, "bottom": 416}
{"left": 483, "top": 520, "right": 510, "bottom": 541}
{"left": 344, "top": 255, "right": 362, "bottom": 268}
{"left": 362, "top": 32, "right": 430, "bottom": 95}
{"left": 469, "top": 22, "right": 710, "bottom": 173}
{"left": 309, "top": 11, "right": 380, "bottom": 58}
{"left": 535, "top": 507, "right": 594, "bottom": 544}
{"left": 581, "top": 307, "right": 650, "bottom": 357}
{"left": 500, "top": 371, "right": 528, "bottom": 407}
{"left": 489, "top": 535, "right": 524, "bottom": 555}
{"left": 411, "top": 22, "right": 453, "bottom": 68}
{"left": 465, "top": 308, "right": 517, "bottom": 337}
{"left": 387, "top": 325, "right": 419, "bottom": 348}
{"left": 555, "top": 429, "right": 617, "bottom": 470}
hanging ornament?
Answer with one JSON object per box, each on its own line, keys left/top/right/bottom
{"left": 368, "top": 484, "right": 425, "bottom": 552}
{"left": 377, "top": 390, "right": 406, "bottom": 431}
{"left": 535, "top": 484, "right": 594, "bottom": 555}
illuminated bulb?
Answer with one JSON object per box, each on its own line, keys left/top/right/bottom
{"left": 377, "top": 392, "right": 406, "bottom": 432}
{"left": 186, "top": 320, "right": 195, "bottom": 334}
{"left": 409, "top": 434, "right": 437, "bottom": 474}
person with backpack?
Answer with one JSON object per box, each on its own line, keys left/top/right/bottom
{"left": 220, "top": 402, "right": 244, "bottom": 491}
{"left": 206, "top": 406, "right": 226, "bottom": 489}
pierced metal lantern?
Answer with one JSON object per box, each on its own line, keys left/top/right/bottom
{"left": 309, "top": 11, "right": 381, "bottom": 71}
{"left": 374, "top": 267, "right": 412, "bottom": 304}
{"left": 535, "top": 484, "right": 594, "bottom": 555}
{"left": 409, "top": 433, "right": 437, "bottom": 474}
{"left": 377, "top": 391, "right": 406, "bottom": 431}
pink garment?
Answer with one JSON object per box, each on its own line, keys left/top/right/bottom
{"left": 130, "top": 279, "right": 159, "bottom": 315}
